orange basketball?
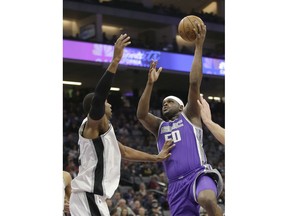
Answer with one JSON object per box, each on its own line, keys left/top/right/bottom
{"left": 178, "top": 15, "right": 204, "bottom": 42}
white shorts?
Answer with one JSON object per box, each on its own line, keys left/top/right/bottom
{"left": 70, "top": 192, "right": 109, "bottom": 216}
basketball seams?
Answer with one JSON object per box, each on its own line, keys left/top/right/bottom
{"left": 178, "top": 15, "right": 204, "bottom": 42}
{"left": 181, "top": 20, "right": 188, "bottom": 41}
{"left": 186, "top": 17, "right": 196, "bottom": 41}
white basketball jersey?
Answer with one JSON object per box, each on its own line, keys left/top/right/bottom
{"left": 71, "top": 118, "right": 121, "bottom": 199}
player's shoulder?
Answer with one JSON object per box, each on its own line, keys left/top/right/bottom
{"left": 63, "top": 171, "right": 72, "bottom": 182}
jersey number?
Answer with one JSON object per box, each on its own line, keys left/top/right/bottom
{"left": 164, "top": 130, "right": 181, "bottom": 143}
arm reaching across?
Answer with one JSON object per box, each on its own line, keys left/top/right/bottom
{"left": 197, "top": 96, "right": 225, "bottom": 145}
{"left": 137, "top": 60, "right": 163, "bottom": 136}
{"left": 119, "top": 140, "right": 175, "bottom": 162}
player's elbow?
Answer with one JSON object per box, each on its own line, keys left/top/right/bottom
{"left": 189, "top": 80, "right": 201, "bottom": 89}
{"left": 136, "top": 111, "right": 146, "bottom": 120}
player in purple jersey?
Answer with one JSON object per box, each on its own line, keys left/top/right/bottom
{"left": 137, "top": 22, "right": 223, "bottom": 216}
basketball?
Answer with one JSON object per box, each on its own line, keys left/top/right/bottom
{"left": 178, "top": 15, "right": 204, "bottom": 42}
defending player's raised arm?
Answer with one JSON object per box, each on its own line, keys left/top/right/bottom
{"left": 137, "top": 60, "right": 163, "bottom": 136}
{"left": 119, "top": 140, "right": 175, "bottom": 162}
{"left": 87, "top": 34, "right": 131, "bottom": 125}
{"left": 184, "top": 22, "right": 206, "bottom": 126}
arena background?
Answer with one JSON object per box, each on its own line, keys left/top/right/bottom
{"left": 2, "top": 1, "right": 288, "bottom": 215}
{"left": 63, "top": 0, "right": 225, "bottom": 215}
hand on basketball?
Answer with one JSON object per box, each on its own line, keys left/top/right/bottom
{"left": 156, "top": 140, "right": 175, "bottom": 161}
{"left": 113, "top": 34, "right": 131, "bottom": 63}
{"left": 148, "top": 60, "right": 162, "bottom": 84}
{"left": 194, "top": 22, "right": 206, "bottom": 46}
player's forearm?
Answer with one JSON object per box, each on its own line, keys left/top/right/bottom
{"left": 137, "top": 82, "right": 153, "bottom": 119}
{"left": 106, "top": 59, "right": 120, "bottom": 74}
{"left": 89, "top": 70, "right": 115, "bottom": 120}
{"left": 122, "top": 145, "right": 160, "bottom": 162}
{"left": 190, "top": 46, "right": 203, "bottom": 84}
{"left": 204, "top": 120, "right": 225, "bottom": 145}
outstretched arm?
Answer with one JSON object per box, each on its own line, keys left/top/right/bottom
{"left": 183, "top": 22, "right": 206, "bottom": 127}
{"left": 137, "top": 60, "right": 163, "bottom": 136}
{"left": 85, "top": 34, "right": 131, "bottom": 137}
{"left": 197, "top": 96, "right": 225, "bottom": 145}
{"left": 119, "top": 140, "right": 175, "bottom": 162}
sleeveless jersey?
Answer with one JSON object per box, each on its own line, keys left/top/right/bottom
{"left": 71, "top": 118, "right": 121, "bottom": 199}
{"left": 157, "top": 113, "right": 207, "bottom": 181}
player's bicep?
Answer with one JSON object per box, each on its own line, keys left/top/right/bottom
{"left": 184, "top": 86, "right": 201, "bottom": 121}
{"left": 138, "top": 113, "right": 162, "bottom": 136}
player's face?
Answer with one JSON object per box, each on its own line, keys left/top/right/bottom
{"left": 162, "top": 99, "right": 181, "bottom": 118}
{"left": 105, "top": 100, "right": 112, "bottom": 119}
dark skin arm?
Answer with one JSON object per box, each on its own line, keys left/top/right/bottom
{"left": 119, "top": 140, "right": 175, "bottom": 162}
{"left": 83, "top": 34, "right": 131, "bottom": 139}
{"left": 183, "top": 22, "right": 206, "bottom": 128}
{"left": 136, "top": 61, "right": 163, "bottom": 136}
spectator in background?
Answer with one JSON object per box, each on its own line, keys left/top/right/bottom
{"left": 106, "top": 198, "right": 115, "bottom": 213}
{"left": 117, "top": 199, "right": 136, "bottom": 216}
{"left": 138, "top": 182, "right": 147, "bottom": 197}
{"left": 148, "top": 199, "right": 164, "bottom": 216}
{"left": 110, "top": 208, "right": 118, "bottom": 216}
{"left": 112, "top": 191, "right": 122, "bottom": 207}
{"left": 132, "top": 200, "right": 142, "bottom": 215}
{"left": 137, "top": 207, "right": 147, "bottom": 216}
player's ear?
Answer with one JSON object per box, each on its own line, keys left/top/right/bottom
{"left": 179, "top": 105, "right": 184, "bottom": 111}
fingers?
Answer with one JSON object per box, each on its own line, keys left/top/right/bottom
{"left": 200, "top": 97, "right": 209, "bottom": 107}
{"left": 194, "top": 21, "right": 206, "bottom": 39}
{"left": 150, "top": 60, "right": 158, "bottom": 69}
{"left": 164, "top": 140, "right": 175, "bottom": 149}
{"left": 165, "top": 153, "right": 172, "bottom": 159}
{"left": 115, "top": 33, "right": 131, "bottom": 47}
{"left": 157, "top": 67, "right": 163, "bottom": 74}
{"left": 164, "top": 139, "right": 173, "bottom": 145}
{"left": 149, "top": 60, "right": 156, "bottom": 71}
{"left": 197, "top": 99, "right": 202, "bottom": 107}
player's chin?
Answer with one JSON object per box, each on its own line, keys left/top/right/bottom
{"left": 162, "top": 109, "right": 168, "bottom": 115}
{"left": 107, "top": 112, "right": 112, "bottom": 119}
{"left": 162, "top": 112, "right": 169, "bottom": 119}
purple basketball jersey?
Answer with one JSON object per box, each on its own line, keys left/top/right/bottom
{"left": 157, "top": 113, "right": 207, "bottom": 181}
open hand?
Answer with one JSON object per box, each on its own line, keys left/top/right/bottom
{"left": 148, "top": 60, "right": 162, "bottom": 83}
{"left": 156, "top": 140, "right": 175, "bottom": 161}
{"left": 113, "top": 34, "right": 131, "bottom": 62}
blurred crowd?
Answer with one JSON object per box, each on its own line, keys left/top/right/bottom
{"left": 63, "top": 0, "right": 225, "bottom": 59}
{"left": 63, "top": 87, "right": 225, "bottom": 215}
{"left": 65, "top": 0, "right": 224, "bottom": 24}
